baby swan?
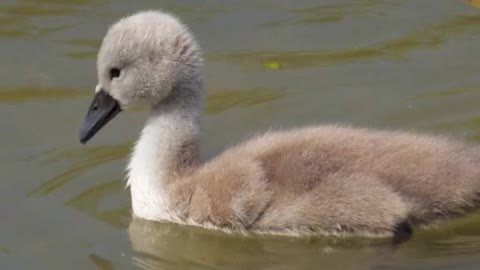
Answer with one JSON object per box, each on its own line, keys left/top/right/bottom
{"left": 80, "top": 10, "right": 480, "bottom": 238}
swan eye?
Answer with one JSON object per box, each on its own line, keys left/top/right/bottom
{"left": 109, "top": 68, "right": 121, "bottom": 80}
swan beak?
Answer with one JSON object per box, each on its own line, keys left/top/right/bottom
{"left": 79, "top": 90, "right": 122, "bottom": 144}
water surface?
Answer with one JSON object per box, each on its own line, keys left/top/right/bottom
{"left": 2, "top": 0, "right": 480, "bottom": 269}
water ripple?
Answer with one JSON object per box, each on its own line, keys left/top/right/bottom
{"left": 66, "top": 179, "right": 130, "bottom": 229}
{"left": 29, "top": 143, "right": 131, "bottom": 197}
{"left": 265, "top": 0, "right": 400, "bottom": 27}
{"left": 0, "top": 87, "right": 89, "bottom": 103}
{"left": 0, "top": 0, "right": 104, "bottom": 39}
{"left": 205, "top": 88, "right": 285, "bottom": 114}
{"left": 210, "top": 15, "right": 480, "bottom": 71}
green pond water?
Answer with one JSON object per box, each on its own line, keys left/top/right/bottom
{"left": 2, "top": 0, "right": 480, "bottom": 269}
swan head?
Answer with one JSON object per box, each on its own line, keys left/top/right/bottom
{"left": 79, "top": 10, "right": 202, "bottom": 144}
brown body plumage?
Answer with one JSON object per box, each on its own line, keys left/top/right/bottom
{"left": 167, "top": 125, "right": 480, "bottom": 237}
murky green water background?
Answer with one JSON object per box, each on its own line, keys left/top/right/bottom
{"left": 2, "top": 0, "right": 480, "bottom": 269}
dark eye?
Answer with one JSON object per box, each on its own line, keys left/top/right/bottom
{"left": 109, "top": 68, "right": 121, "bottom": 80}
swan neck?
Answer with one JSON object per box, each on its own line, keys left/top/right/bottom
{"left": 127, "top": 78, "right": 203, "bottom": 220}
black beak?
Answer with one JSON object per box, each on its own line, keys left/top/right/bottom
{"left": 79, "top": 90, "right": 122, "bottom": 144}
